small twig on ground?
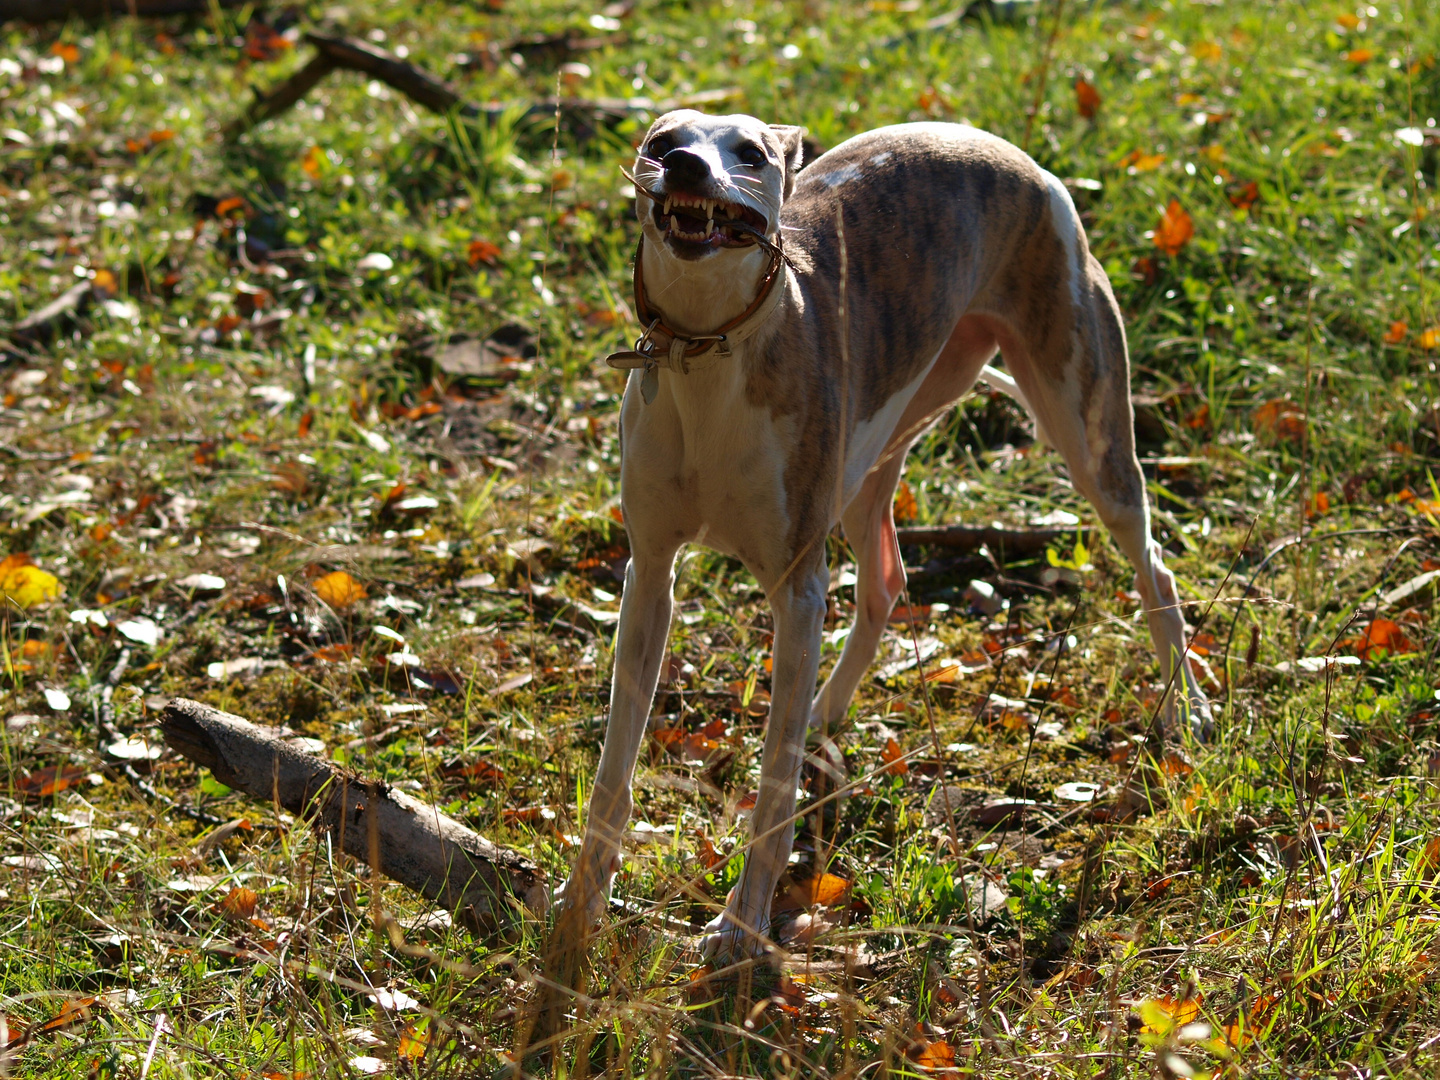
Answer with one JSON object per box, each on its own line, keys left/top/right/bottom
{"left": 161, "top": 697, "right": 547, "bottom": 932}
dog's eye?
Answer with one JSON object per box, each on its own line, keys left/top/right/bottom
{"left": 736, "top": 142, "right": 767, "bottom": 168}
{"left": 646, "top": 134, "right": 674, "bottom": 158}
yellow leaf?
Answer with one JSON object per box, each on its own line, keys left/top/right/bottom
{"left": 1420, "top": 326, "right": 1440, "bottom": 350}
{"left": 313, "top": 570, "right": 367, "bottom": 609}
{"left": 0, "top": 554, "right": 63, "bottom": 609}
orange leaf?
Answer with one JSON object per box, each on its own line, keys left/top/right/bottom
{"left": 467, "top": 239, "right": 501, "bottom": 267}
{"left": 911, "top": 1039, "right": 957, "bottom": 1070}
{"left": 1183, "top": 403, "right": 1210, "bottom": 429}
{"left": 893, "top": 481, "right": 918, "bottom": 523}
{"left": 736, "top": 790, "right": 758, "bottom": 812}
{"left": 297, "top": 410, "right": 314, "bottom": 437}
{"left": 1384, "top": 320, "right": 1409, "bottom": 345}
{"left": 694, "top": 830, "right": 725, "bottom": 870}
{"left": 301, "top": 145, "right": 324, "bottom": 180}
{"left": 17, "top": 764, "right": 89, "bottom": 799}
{"left": 312, "top": 570, "right": 367, "bottom": 609}
{"left": 1306, "top": 490, "right": 1331, "bottom": 518}
{"left": 917, "top": 86, "right": 940, "bottom": 112}
{"left": 1251, "top": 399, "right": 1305, "bottom": 441}
{"left": 1345, "top": 48, "right": 1375, "bottom": 63}
{"left": 1075, "top": 78, "right": 1101, "bottom": 119}
{"left": 1153, "top": 199, "right": 1194, "bottom": 256}
{"left": 149, "top": 128, "right": 175, "bottom": 143}
{"left": 881, "top": 737, "right": 909, "bottom": 776}
{"left": 1343, "top": 618, "right": 1412, "bottom": 660}
{"left": 216, "top": 886, "right": 259, "bottom": 920}
{"left": 1419, "top": 836, "right": 1440, "bottom": 875}
{"left": 214, "top": 196, "right": 249, "bottom": 218}
{"left": 1228, "top": 180, "right": 1260, "bottom": 210}
{"left": 50, "top": 42, "right": 80, "bottom": 62}
{"left": 797, "top": 872, "right": 851, "bottom": 907}
{"left": 397, "top": 1020, "right": 430, "bottom": 1061}
{"left": 1336, "top": 13, "right": 1361, "bottom": 30}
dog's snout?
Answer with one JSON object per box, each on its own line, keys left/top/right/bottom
{"left": 662, "top": 148, "right": 711, "bottom": 188}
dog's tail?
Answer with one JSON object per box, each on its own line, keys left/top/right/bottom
{"left": 976, "top": 364, "right": 1050, "bottom": 446}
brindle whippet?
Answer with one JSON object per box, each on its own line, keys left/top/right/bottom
{"left": 557, "top": 110, "right": 1211, "bottom": 962}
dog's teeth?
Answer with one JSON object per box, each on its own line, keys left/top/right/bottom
{"left": 707, "top": 214, "right": 714, "bottom": 235}
{"left": 663, "top": 196, "right": 672, "bottom": 215}
{"left": 670, "top": 214, "right": 678, "bottom": 233}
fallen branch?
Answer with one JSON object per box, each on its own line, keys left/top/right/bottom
{"left": 0, "top": 0, "right": 249, "bottom": 20}
{"left": 225, "top": 30, "right": 740, "bottom": 140}
{"left": 894, "top": 524, "right": 1073, "bottom": 555}
{"left": 11, "top": 281, "right": 92, "bottom": 342}
{"left": 161, "top": 697, "right": 547, "bottom": 933}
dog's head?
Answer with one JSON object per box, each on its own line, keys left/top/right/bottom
{"left": 632, "top": 110, "right": 804, "bottom": 262}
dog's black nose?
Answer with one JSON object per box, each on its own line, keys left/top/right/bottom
{"left": 662, "top": 148, "right": 710, "bottom": 188}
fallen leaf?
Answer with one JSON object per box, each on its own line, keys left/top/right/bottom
{"left": 1190, "top": 40, "right": 1223, "bottom": 61}
{"left": 216, "top": 886, "right": 259, "bottom": 920}
{"left": 791, "top": 872, "right": 851, "bottom": 908}
{"left": 1341, "top": 617, "right": 1412, "bottom": 660}
{"left": 467, "top": 239, "right": 501, "bottom": 267}
{"left": 1421, "top": 326, "right": 1440, "bottom": 350}
{"left": 1345, "top": 48, "right": 1375, "bottom": 63}
{"left": 397, "top": 1019, "right": 430, "bottom": 1061}
{"left": 881, "top": 736, "right": 909, "bottom": 776}
{"left": 302, "top": 145, "right": 324, "bottom": 179}
{"left": 694, "top": 830, "right": 725, "bottom": 870}
{"left": 0, "top": 553, "right": 63, "bottom": 609}
{"left": 1123, "top": 150, "right": 1166, "bottom": 172}
{"left": 911, "top": 1039, "right": 957, "bottom": 1070}
{"left": 1139, "top": 994, "right": 1204, "bottom": 1034}
{"left": 1384, "top": 320, "right": 1409, "bottom": 344}
{"left": 1251, "top": 399, "right": 1305, "bottom": 442}
{"left": 1152, "top": 199, "right": 1194, "bottom": 256}
{"left": 1075, "top": 78, "right": 1101, "bottom": 118}
{"left": 16, "top": 764, "right": 90, "bottom": 798}
{"left": 1336, "top": 13, "right": 1361, "bottom": 30}
{"left": 313, "top": 571, "right": 367, "bottom": 609}
{"left": 1228, "top": 179, "right": 1260, "bottom": 210}
{"left": 893, "top": 481, "right": 918, "bottom": 524}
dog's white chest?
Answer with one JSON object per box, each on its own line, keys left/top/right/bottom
{"left": 619, "top": 360, "right": 797, "bottom": 570}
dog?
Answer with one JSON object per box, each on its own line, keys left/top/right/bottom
{"left": 556, "top": 110, "right": 1211, "bottom": 962}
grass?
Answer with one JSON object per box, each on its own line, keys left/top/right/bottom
{"left": 3, "top": 0, "right": 1440, "bottom": 1076}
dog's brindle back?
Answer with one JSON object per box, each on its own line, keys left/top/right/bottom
{"left": 557, "top": 118, "right": 1207, "bottom": 962}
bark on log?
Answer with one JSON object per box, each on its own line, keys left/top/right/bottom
{"left": 894, "top": 524, "right": 1073, "bottom": 555}
{"left": 161, "top": 697, "right": 546, "bottom": 933}
{"left": 0, "top": 0, "right": 249, "bottom": 19}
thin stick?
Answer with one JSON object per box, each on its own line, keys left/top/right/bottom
{"left": 1022, "top": 0, "right": 1068, "bottom": 153}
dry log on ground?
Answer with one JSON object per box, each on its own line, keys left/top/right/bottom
{"left": 161, "top": 697, "right": 546, "bottom": 932}
{"left": 894, "top": 524, "right": 1072, "bottom": 555}
{"left": 1, "top": 0, "right": 248, "bottom": 19}
{"left": 224, "top": 31, "right": 739, "bottom": 140}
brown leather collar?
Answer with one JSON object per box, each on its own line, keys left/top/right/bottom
{"left": 605, "top": 234, "right": 786, "bottom": 402}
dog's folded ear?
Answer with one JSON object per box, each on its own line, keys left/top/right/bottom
{"left": 768, "top": 124, "right": 805, "bottom": 199}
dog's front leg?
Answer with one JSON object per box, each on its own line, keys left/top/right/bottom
{"left": 557, "top": 545, "right": 680, "bottom": 930}
{"left": 701, "top": 560, "right": 829, "bottom": 962}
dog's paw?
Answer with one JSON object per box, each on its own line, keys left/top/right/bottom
{"left": 551, "top": 876, "right": 609, "bottom": 931}
{"left": 698, "top": 912, "right": 771, "bottom": 963}
{"left": 1168, "top": 686, "right": 1214, "bottom": 743}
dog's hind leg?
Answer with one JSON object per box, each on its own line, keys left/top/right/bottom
{"left": 701, "top": 554, "right": 830, "bottom": 961}
{"left": 987, "top": 259, "right": 1211, "bottom": 740}
{"left": 557, "top": 542, "right": 683, "bottom": 930}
